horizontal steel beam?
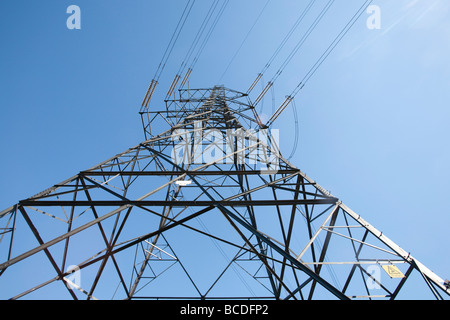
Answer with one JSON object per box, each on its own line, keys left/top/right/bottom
{"left": 19, "top": 198, "right": 338, "bottom": 207}
{"left": 80, "top": 169, "right": 300, "bottom": 176}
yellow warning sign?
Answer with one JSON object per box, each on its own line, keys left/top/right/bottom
{"left": 382, "top": 265, "right": 405, "bottom": 279}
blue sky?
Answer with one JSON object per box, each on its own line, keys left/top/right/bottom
{"left": 0, "top": 0, "right": 449, "bottom": 298}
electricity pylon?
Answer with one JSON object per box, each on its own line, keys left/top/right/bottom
{"left": 0, "top": 85, "right": 448, "bottom": 300}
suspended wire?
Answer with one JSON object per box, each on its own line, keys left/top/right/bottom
{"left": 266, "top": 0, "right": 374, "bottom": 127}
{"left": 253, "top": 0, "right": 316, "bottom": 87}
{"left": 268, "top": 0, "right": 335, "bottom": 86}
{"left": 176, "top": 0, "right": 221, "bottom": 78}
{"left": 142, "top": 0, "right": 195, "bottom": 109}
{"left": 154, "top": 0, "right": 196, "bottom": 82}
{"left": 169, "top": 0, "right": 229, "bottom": 96}
{"left": 287, "top": 98, "right": 299, "bottom": 161}
{"left": 251, "top": 0, "right": 334, "bottom": 106}
{"left": 166, "top": 0, "right": 220, "bottom": 98}
{"left": 218, "top": 0, "right": 271, "bottom": 83}
{"left": 189, "top": 0, "right": 229, "bottom": 72}
{"left": 290, "top": 0, "right": 374, "bottom": 97}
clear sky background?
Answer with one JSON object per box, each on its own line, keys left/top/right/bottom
{"left": 0, "top": 0, "right": 449, "bottom": 298}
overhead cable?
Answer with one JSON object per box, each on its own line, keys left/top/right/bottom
{"left": 250, "top": 0, "right": 335, "bottom": 107}
{"left": 247, "top": 0, "right": 316, "bottom": 94}
{"left": 141, "top": 0, "right": 196, "bottom": 109}
{"left": 265, "top": 0, "right": 374, "bottom": 127}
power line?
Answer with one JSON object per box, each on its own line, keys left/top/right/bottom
{"left": 251, "top": 0, "right": 335, "bottom": 106}
{"left": 189, "top": 0, "right": 229, "bottom": 72}
{"left": 287, "top": 98, "right": 299, "bottom": 161}
{"left": 169, "top": 0, "right": 229, "bottom": 97}
{"left": 248, "top": 0, "right": 317, "bottom": 94}
{"left": 176, "top": 0, "right": 221, "bottom": 78}
{"left": 266, "top": 0, "right": 374, "bottom": 127}
{"left": 218, "top": 0, "right": 271, "bottom": 83}
{"left": 167, "top": 0, "right": 221, "bottom": 98}
{"left": 291, "top": 0, "right": 374, "bottom": 97}
{"left": 269, "top": 0, "right": 335, "bottom": 85}
{"left": 154, "top": 0, "right": 196, "bottom": 82}
{"left": 141, "top": 0, "right": 196, "bottom": 109}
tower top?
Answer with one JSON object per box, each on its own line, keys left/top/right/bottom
{"left": 140, "top": 86, "right": 264, "bottom": 140}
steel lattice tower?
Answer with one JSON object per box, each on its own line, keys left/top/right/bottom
{"left": 0, "top": 85, "right": 448, "bottom": 300}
